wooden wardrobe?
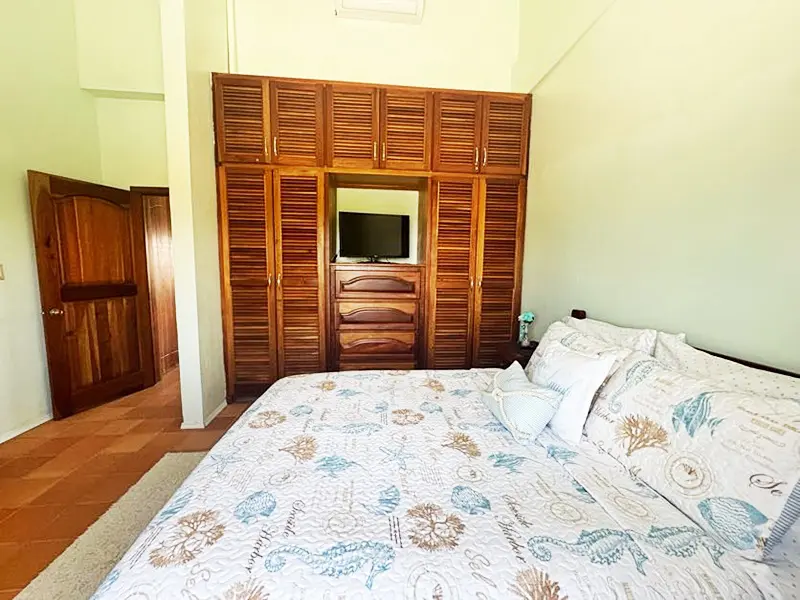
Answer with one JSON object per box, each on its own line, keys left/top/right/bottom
{"left": 214, "top": 73, "right": 531, "bottom": 399}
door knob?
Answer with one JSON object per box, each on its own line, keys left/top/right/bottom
{"left": 48, "top": 308, "right": 64, "bottom": 316}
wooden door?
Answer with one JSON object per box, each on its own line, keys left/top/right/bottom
{"left": 480, "top": 95, "right": 531, "bottom": 175}
{"left": 139, "top": 188, "right": 179, "bottom": 380}
{"left": 432, "top": 93, "right": 483, "bottom": 174}
{"left": 28, "top": 172, "right": 155, "bottom": 419}
{"left": 273, "top": 170, "right": 327, "bottom": 377}
{"left": 426, "top": 178, "right": 479, "bottom": 369}
{"left": 380, "top": 88, "right": 431, "bottom": 171}
{"left": 327, "top": 84, "right": 379, "bottom": 169}
{"left": 270, "top": 80, "right": 325, "bottom": 167}
{"left": 472, "top": 178, "right": 526, "bottom": 367}
{"left": 218, "top": 166, "right": 278, "bottom": 400}
{"left": 213, "top": 74, "right": 270, "bottom": 164}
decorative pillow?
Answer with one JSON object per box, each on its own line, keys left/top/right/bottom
{"left": 584, "top": 351, "right": 800, "bottom": 561}
{"left": 524, "top": 321, "right": 631, "bottom": 382}
{"left": 529, "top": 338, "right": 618, "bottom": 444}
{"left": 481, "top": 362, "right": 562, "bottom": 443}
{"left": 654, "top": 332, "right": 800, "bottom": 401}
{"left": 562, "top": 316, "right": 682, "bottom": 355}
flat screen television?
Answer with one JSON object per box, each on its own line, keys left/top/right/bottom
{"left": 339, "top": 212, "right": 410, "bottom": 259}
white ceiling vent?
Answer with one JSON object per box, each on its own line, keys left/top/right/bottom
{"left": 334, "top": 0, "right": 424, "bottom": 24}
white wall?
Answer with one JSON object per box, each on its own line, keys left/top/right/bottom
{"left": 521, "top": 0, "right": 800, "bottom": 370}
{"left": 0, "top": 0, "right": 102, "bottom": 441}
{"left": 336, "top": 188, "right": 419, "bottom": 264}
{"left": 232, "top": 0, "right": 519, "bottom": 91}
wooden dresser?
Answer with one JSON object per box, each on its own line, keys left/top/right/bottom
{"left": 329, "top": 264, "right": 425, "bottom": 371}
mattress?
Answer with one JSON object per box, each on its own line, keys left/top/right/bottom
{"left": 93, "top": 369, "right": 773, "bottom": 599}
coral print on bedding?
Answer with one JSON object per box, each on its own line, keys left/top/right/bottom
{"left": 584, "top": 350, "right": 800, "bottom": 561}
{"left": 93, "top": 369, "right": 767, "bottom": 598}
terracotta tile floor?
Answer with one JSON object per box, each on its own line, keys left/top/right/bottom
{"left": 0, "top": 370, "right": 248, "bottom": 597}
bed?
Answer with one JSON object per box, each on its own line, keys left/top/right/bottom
{"left": 90, "top": 355, "right": 800, "bottom": 600}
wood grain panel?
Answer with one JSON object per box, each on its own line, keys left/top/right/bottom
{"left": 327, "top": 85, "right": 379, "bottom": 169}
{"left": 270, "top": 81, "right": 325, "bottom": 166}
{"left": 433, "top": 93, "right": 482, "bottom": 173}
{"left": 481, "top": 96, "right": 531, "bottom": 175}
{"left": 142, "top": 192, "right": 178, "bottom": 379}
{"left": 213, "top": 75, "right": 269, "bottom": 163}
{"left": 274, "top": 171, "right": 326, "bottom": 377}
{"left": 381, "top": 89, "right": 431, "bottom": 171}
{"left": 218, "top": 166, "right": 277, "bottom": 395}
{"left": 335, "top": 271, "right": 420, "bottom": 298}
{"left": 472, "top": 178, "right": 526, "bottom": 367}
{"left": 427, "top": 179, "right": 478, "bottom": 368}
{"left": 337, "top": 301, "right": 416, "bottom": 327}
{"left": 339, "top": 331, "right": 415, "bottom": 356}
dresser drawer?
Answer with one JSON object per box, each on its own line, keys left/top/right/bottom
{"left": 334, "top": 268, "right": 422, "bottom": 299}
{"left": 339, "top": 359, "right": 416, "bottom": 371}
{"left": 336, "top": 301, "right": 417, "bottom": 330}
{"left": 338, "top": 331, "right": 416, "bottom": 357}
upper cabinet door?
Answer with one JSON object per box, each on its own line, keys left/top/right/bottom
{"left": 433, "top": 93, "right": 483, "bottom": 174}
{"left": 426, "top": 178, "right": 479, "bottom": 369}
{"left": 327, "top": 85, "right": 380, "bottom": 169}
{"left": 380, "top": 89, "right": 431, "bottom": 171}
{"left": 218, "top": 166, "right": 278, "bottom": 398}
{"left": 214, "top": 75, "right": 270, "bottom": 164}
{"left": 269, "top": 81, "right": 325, "bottom": 167}
{"left": 273, "top": 170, "right": 327, "bottom": 377}
{"left": 480, "top": 95, "right": 531, "bottom": 175}
{"left": 472, "top": 178, "right": 526, "bottom": 367}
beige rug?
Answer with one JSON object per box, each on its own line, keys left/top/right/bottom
{"left": 17, "top": 452, "right": 205, "bottom": 600}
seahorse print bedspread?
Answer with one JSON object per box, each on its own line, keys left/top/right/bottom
{"left": 93, "top": 369, "right": 770, "bottom": 599}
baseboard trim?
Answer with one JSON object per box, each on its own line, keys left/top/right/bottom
{"left": 180, "top": 399, "right": 227, "bottom": 430}
{"left": 0, "top": 416, "right": 52, "bottom": 444}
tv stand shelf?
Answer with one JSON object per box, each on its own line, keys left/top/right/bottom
{"left": 329, "top": 263, "right": 425, "bottom": 371}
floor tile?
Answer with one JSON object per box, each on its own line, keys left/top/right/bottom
{"left": 28, "top": 474, "right": 98, "bottom": 506}
{"left": 0, "top": 505, "right": 63, "bottom": 543}
{"left": 0, "top": 478, "right": 60, "bottom": 509}
{"left": 0, "top": 509, "right": 14, "bottom": 525}
{"left": 0, "top": 539, "right": 72, "bottom": 589}
{"left": 43, "top": 502, "right": 111, "bottom": 540}
{"left": 206, "top": 416, "right": 236, "bottom": 431}
{"left": 172, "top": 429, "right": 225, "bottom": 451}
{"left": 129, "top": 417, "right": 179, "bottom": 434}
{"left": 0, "top": 542, "right": 20, "bottom": 566}
{"left": 0, "top": 456, "right": 52, "bottom": 479}
{"left": 0, "top": 437, "right": 45, "bottom": 460}
{"left": 0, "top": 589, "right": 21, "bottom": 600}
{"left": 24, "top": 436, "right": 82, "bottom": 458}
{"left": 25, "top": 436, "right": 117, "bottom": 479}
{"left": 75, "top": 471, "right": 144, "bottom": 504}
{"left": 94, "top": 419, "right": 145, "bottom": 436}
{"left": 101, "top": 432, "right": 158, "bottom": 454}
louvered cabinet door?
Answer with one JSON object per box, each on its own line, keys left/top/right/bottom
{"left": 213, "top": 75, "right": 270, "bottom": 163}
{"left": 426, "top": 179, "right": 479, "bottom": 369}
{"left": 270, "top": 81, "right": 325, "bottom": 167}
{"left": 433, "top": 93, "right": 483, "bottom": 174}
{"left": 327, "top": 85, "right": 379, "bottom": 169}
{"left": 472, "top": 179, "right": 526, "bottom": 367}
{"left": 273, "top": 171, "right": 327, "bottom": 377}
{"left": 218, "top": 166, "right": 277, "bottom": 399}
{"left": 380, "top": 89, "right": 431, "bottom": 171}
{"left": 480, "top": 95, "right": 532, "bottom": 175}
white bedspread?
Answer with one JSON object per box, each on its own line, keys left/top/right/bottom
{"left": 93, "top": 369, "right": 774, "bottom": 599}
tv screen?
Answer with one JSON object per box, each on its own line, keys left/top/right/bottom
{"left": 339, "top": 212, "right": 410, "bottom": 259}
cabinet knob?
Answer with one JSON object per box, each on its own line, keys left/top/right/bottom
{"left": 277, "top": 274, "right": 282, "bottom": 287}
{"left": 48, "top": 308, "right": 64, "bottom": 316}
{"left": 470, "top": 277, "right": 474, "bottom": 289}
{"left": 273, "top": 137, "right": 278, "bottom": 157}
{"left": 482, "top": 147, "right": 488, "bottom": 168}
{"left": 474, "top": 147, "right": 479, "bottom": 171}
{"left": 373, "top": 141, "right": 378, "bottom": 161}
{"left": 267, "top": 274, "right": 273, "bottom": 287}
{"left": 382, "top": 142, "right": 386, "bottom": 162}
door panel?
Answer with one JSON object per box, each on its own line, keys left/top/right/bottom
{"left": 381, "top": 89, "right": 431, "bottom": 171}
{"left": 433, "top": 93, "right": 482, "bottom": 173}
{"left": 28, "top": 172, "right": 155, "bottom": 418}
{"left": 270, "top": 81, "right": 325, "bottom": 166}
{"left": 218, "top": 166, "right": 277, "bottom": 399}
{"left": 141, "top": 190, "right": 179, "bottom": 380}
{"left": 481, "top": 96, "right": 531, "bottom": 175}
{"left": 273, "top": 171, "right": 327, "bottom": 377}
{"left": 472, "top": 179, "right": 526, "bottom": 367}
{"left": 427, "top": 179, "right": 478, "bottom": 368}
{"left": 213, "top": 75, "right": 270, "bottom": 163}
{"left": 327, "top": 85, "right": 379, "bottom": 169}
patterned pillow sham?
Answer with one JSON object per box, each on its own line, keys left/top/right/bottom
{"left": 524, "top": 321, "right": 632, "bottom": 382}
{"left": 583, "top": 351, "right": 800, "bottom": 561}
{"left": 655, "top": 332, "right": 800, "bottom": 401}
{"left": 529, "top": 339, "right": 619, "bottom": 444}
{"left": 482, "top": 362, "right": 562, "bottom": 443}
{"left": 562, "top": 316, "right": 667, "bottom": 354}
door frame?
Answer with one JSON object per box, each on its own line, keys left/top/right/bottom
{"left": 28, "top": 172, "right": 156, "bottom": 419}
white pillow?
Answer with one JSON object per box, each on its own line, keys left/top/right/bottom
{"left": 562, "top": 316, "right": 686, "bottom": 355}
{"left": 482, "top": 363, "right": 562, "bottom": 444}
{"left": 654, "top": 332, "right": 800, "bottom": 401}
{"left": 525, "top": 321, "right": 632, "bottom": 382}
{"left": 530, "top": 339, "right": 617, "bottom": 444}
